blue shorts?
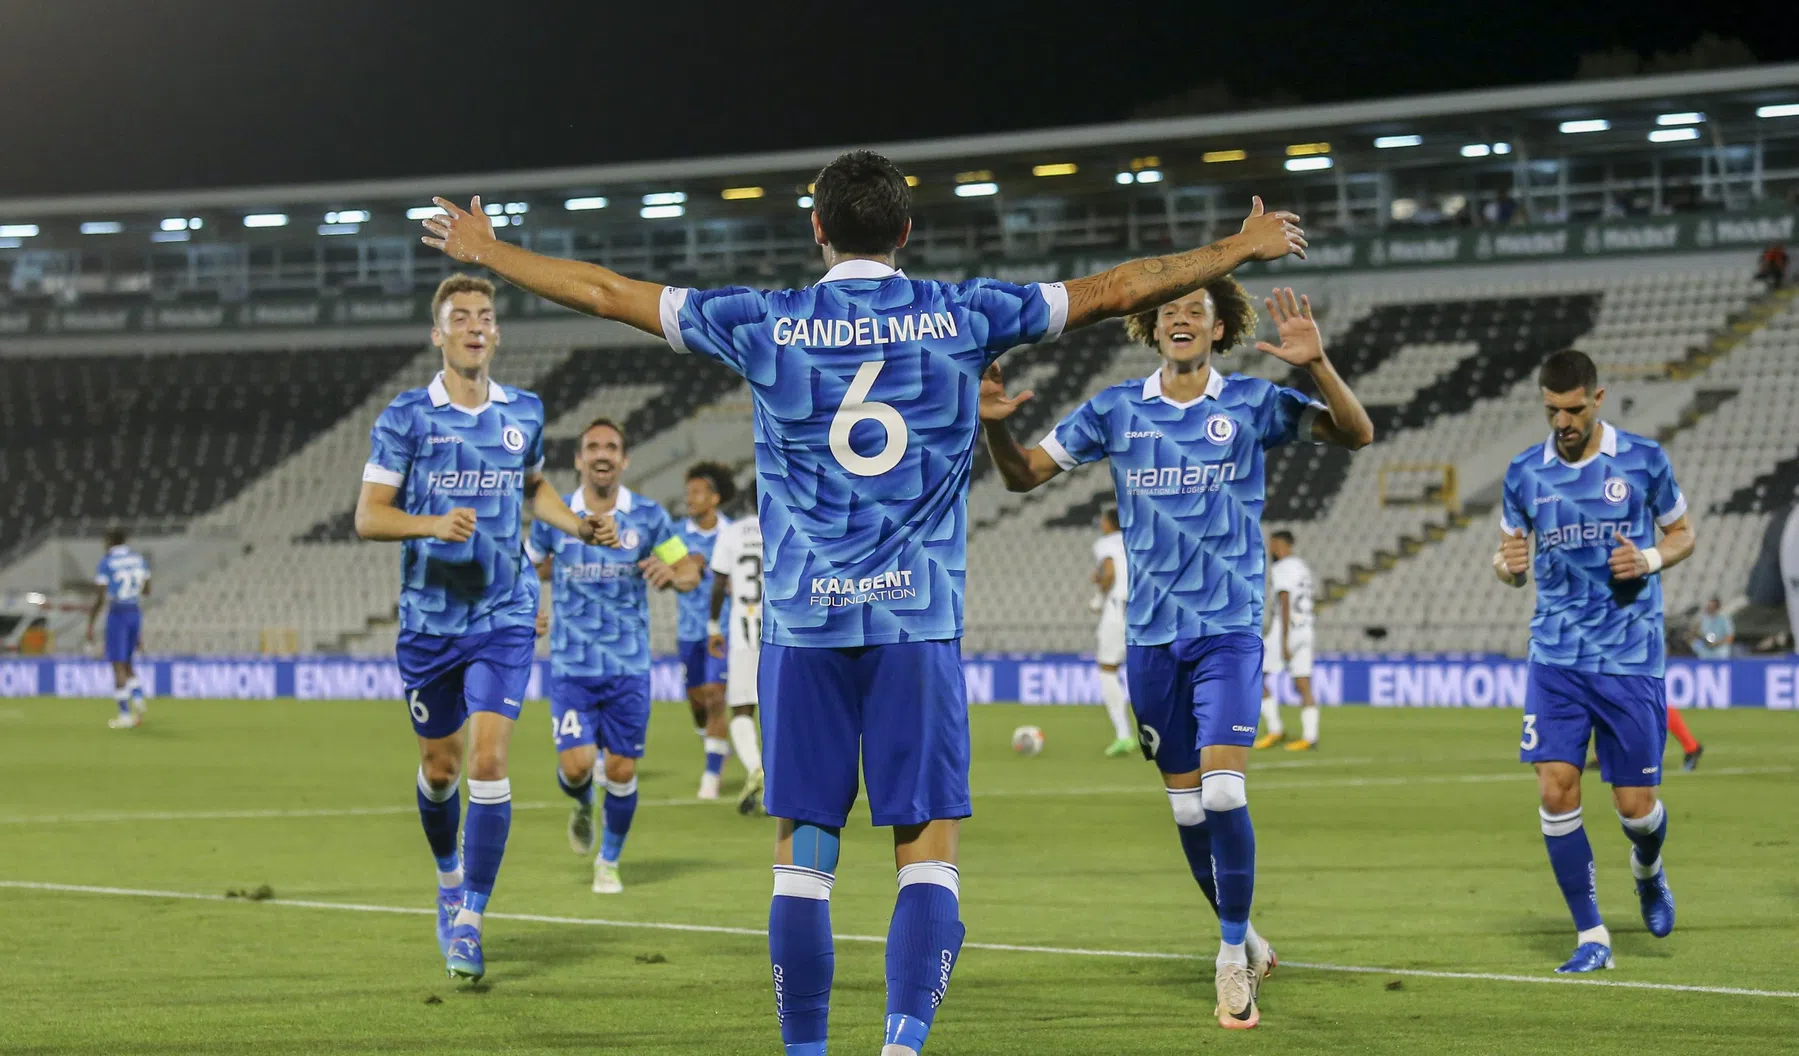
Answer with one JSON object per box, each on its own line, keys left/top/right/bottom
{"left": 395, "top": 625, "right": 536, "bottom": 740}
{"left": 760, "top": 640, "right": 970, "bottom": 829}
{"left": 1522, "top": 663, "right": 1667, "bottom": 787}
{"left": 104, "top": 607, "right": 141, "bottom": 663}
{"left": 678, "top": 638, "right": 727, "bottom": 690}
{"left": 549, "top": 673, "right": 651, "bottom": 757}
{"left": 1125, "top": 632, "right": 1264, "bottom": 774}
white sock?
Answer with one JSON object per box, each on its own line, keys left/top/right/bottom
{"left": 1099, "top": 669, "right": 1132, "bottom": 741}
{"left": 1217, "top": 939, "right": 1248, "bottom": 967}
{"left": 881, "top": 1047, "right": 920, "bottom": 1056}
{"left": 1300, "top": 704, "right": 1319, "bottom": 743}
{"left": 1260, "top": 695, "right": 1283, "bottom": 736}
{"left": 453, "top": 908, "right": 483, "bottom": 931}
{"left": 728, "top": 713, "right": 762, "bottom": 773}
{"left": 437, "top": 867, "right": 464, "bottom": 889}
{"left": 1577, "top": 924, "right": 1611, "bottom": 948}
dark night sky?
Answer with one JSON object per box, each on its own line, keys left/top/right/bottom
{"left": 2, "top": 0, "right": 1796, "bottom": 197}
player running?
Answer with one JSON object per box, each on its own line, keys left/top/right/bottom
{"left": 1494, "top": 348, "right": 1694, "bottom": 974}
{"left": 707, "top": 491, "right": 767, "bottom": 815}
{"left": 529, "top": 417, "right": 701, "bottom": 894}
{"left": 1255, "top": 530, "right": 1319, "bottom": 751}
{"left": 678, "top": 462, "right": 736, "bottom": 799}
{"left": 354, "top": 274, "right": 607, "bottom": 982}
{"left": 1091, "top": 507, "right": 1136, "bottom": 756}
{"left": 420, "top": 150, "right": 1305, "bottom": 1054}
{"left": 983, "top": 284, "right": 1371, "bottom": 1028}
{"left": 87, "top": 528, "right": 150, "bottom": 728}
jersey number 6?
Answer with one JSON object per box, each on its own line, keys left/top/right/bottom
{"left": 829, "top": 360, "right": 907, "bottom": 477}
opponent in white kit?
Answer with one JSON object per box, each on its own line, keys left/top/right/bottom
{"left": 1256, "top": 530, "right": 1320, "bottom": 750}
{"left": 708, "top": 496, "right": 767, "bottom": 815}
{"left": 1091, "top": 506, "right": 1137, "bottom": 756}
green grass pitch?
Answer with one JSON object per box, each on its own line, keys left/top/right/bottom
{"left": 1, "top": 697, "right": 1795, "bottom": 1054}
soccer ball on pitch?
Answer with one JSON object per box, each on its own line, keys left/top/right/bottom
{"left": 1011, "top": 725, "right": 1045, "bottom": 756}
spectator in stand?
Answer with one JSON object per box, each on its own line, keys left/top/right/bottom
{"left": 1757, "top": 243, "right": 1789, "bottom": 291}
{"left": 1689, "top": 597, "right": 1734, "bottom": 659}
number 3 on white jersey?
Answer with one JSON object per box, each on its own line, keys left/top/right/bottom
{"left": 829, "top": 360, "right": 907, "bottom": 477}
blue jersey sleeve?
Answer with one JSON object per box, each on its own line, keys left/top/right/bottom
{"left": 948, "top": 278, "right": 1069, "bottom": 360}
{"left": 363, "top": 402, "right": 413, "bottom": 487}
{"left": 660, "top": 285, "right": 771, "bottom": 374}
{"left": 525, "top": 516, "right": 554, "bottom": 565}
{"left": 94, "top": 556, "right": 109, "bottom": 588}
{"left": 1500, "top": 462, "right": 1531, "bottom": 537}
{"left": 1041, "top": 397, "right": 1109, "bottom": 471}
{"left": 525, "top": 419, "right": 545, "bottom": 475}
{"left": 1256, "top": 383, "right": 1322, "bottom": 449}
{"left": 1647, "top": 446, "right": 1687, "bottom": 527}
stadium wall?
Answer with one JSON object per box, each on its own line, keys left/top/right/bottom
{"left": 3, "top": 655, "right": 1797, "bottom": 709}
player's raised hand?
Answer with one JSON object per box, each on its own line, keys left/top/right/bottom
{"left": 432, "top": 507, "right": 477, "bottom": 543}
{"left": 638, "top": 556, "right": 677, "bottom": 590}
{"left": 979, "top": 363, "right": 1034, "bottom": 422}
{"left": 580, "top": 513, "right": 619, "bottom": 548}
{"left": 419, "top": 196, "right": 497, "bottom": 263}
{"left": 1239, "top": 196, "right": 1308, "bottom": 261}
{"left": 1609, "top": 530, "right": 1650, "bottom": 580}
{"left": 1254, "top": 287, "right": 1324, "bottom": 366}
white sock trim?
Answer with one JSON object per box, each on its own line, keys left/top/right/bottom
{"left": 703, "top": 736, "right": 731, "bottom": 755}
{"left": 772, "top": 864, "right": 834, "bottom": 900}
{"left": 1618, "top": 800, "right": 1665, "bottom": 833}
{"left": 1630, "top": 853, "right": 1664, "bottom": 880}
{"left": 467, "top": 777, "right": 511, "bottom": 805}
{"left": 1166, "top": 787, "right": 1205, "bottom": 827}
{"left": 1540, "top": 805, "right": 1583, "bottom": 837}
{"left": 1199, "top": 771, "right": 1247, "bottom": 812}
{"left": 1576, "top": 924, "right": 1611, "bottom": 947}
{"left": 605, "top": 776, "right": 638, "bottom": 798}
{"left": 897, "top": 860, "right": 960, "bottom": 899}
{"left": 417, "top": 767, "right": 459, "bottom": 803}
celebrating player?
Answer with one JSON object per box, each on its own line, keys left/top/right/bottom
{"left": 420, "top": 151, "right": 1305, "bottom": 1055}
{"left": 354, "top": 274, "right": 608, "bottom": 982}
{"left": 1091, "top": 507, "right": 1136, "bottom": 756}
{"left": 982, "top": 284, "right": 1371, "bottom": 1028}
{"left": 529, "top": 417, "right": 701, "bottom": 893}
{"left": 1494, "top": 349, "right": 1694, "bottom": 974}
{"left": 678, "top": 462, "right": 736, "bottom": 799}
{"left": 708, "top": 488, "right": 767, "bottom": 815}
{"left": 87, "top": 527, "right": 151, "bottom": 729}
{"left": 1255, "top": 530, "right": 1319, "bottom": 750}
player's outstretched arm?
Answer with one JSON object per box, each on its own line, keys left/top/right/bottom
{"left": 1059, "top": 197, "right": 1306, "bottom": 332}
{"left": 1256, "top": 287, "right": 1374, "bottom": 449}
{"left": 355, "top": 481, "right": 476, "bottom": 543}
{"left": 979, "top": 364, "right": 1062, "bottom": 492}
{"left": 1610, "top": 515, "right": 1695, "bottom": 581}
{"left": 420, "top": 197, "right": 665, "bottom": 337}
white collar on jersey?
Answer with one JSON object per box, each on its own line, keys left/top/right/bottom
{"left": 819, "top": 259, "right": 907, "bottom": 283}
{"left": 571, "top": 486, "right": 633, "bottom": 516}
{"left": 684, "top": 514, "right": 725, "bottom": 537}
{"left": 427, "top": 372, "right": 512, "bottom": 412}
{"left": 1140, "top": 366, "right": 1226, "bottom": 408}
{"left": 1542, "top": 420, "right": 1618, "bottom": 467}
{"left": 108, "top": 544, "right": 131, "bottom": 555}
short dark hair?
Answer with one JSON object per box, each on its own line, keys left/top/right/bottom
{"left": 1538, "top": 349, "right": 1598, "bottom": 395}
{"left": 1271, "top": 530, "right": 1295, "bottom": 545}
{"left": 685, "top": 461, "right": 737, "bottom": 505}
{"left": 103, "top": 527, "right": 127, "bottom": 548}
{"left": 812, "top": 150, "right": 910, "bottom": 256}
{"left": 580, "top": 417, "right": 629, "bottom": 452}
{"left": 1100, "top": 506, "right": 1119, "bottom": 528}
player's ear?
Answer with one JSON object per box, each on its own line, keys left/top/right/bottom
{"left": 811, "top": 211, "right": 827, "bottom": 248}
{"left": 1592, "top": 386, "right": 1605, "bottom": 410}
{"left": 894, "top": 218, "right": 912, "bottom": 250}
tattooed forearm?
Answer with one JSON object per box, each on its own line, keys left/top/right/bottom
{"left": 1059, "top": 240, "right": 1243, "bottom": 333}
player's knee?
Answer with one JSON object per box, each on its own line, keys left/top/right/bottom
{"left": 1539, "top": 783, "right": 1580, "bottom": 814}
{"left": 467, "top": 746, "right": 507, "bottom": 782}
{"left": 1199, "top": 770, "right": 1248, "bottom": 813}
{"left": 1166, "top": 787, "right": 1204, "bottom": 827}
{"left": 558, "top": 753, "right": 595, "bottom": 786}
{"left": 603, "top": 754, "right": 636, "bottom": 785}
{"left": 417, "top": 762, "right": 459, "bottom": 798}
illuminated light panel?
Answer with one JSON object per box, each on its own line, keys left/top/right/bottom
{"left": 1559, "top": 119, "right": 1610, "bottom": 134}
{"left": 1285, "top": 142, "right": 1330, "bottom": 157}
{"left": 953, "top": 182, "right": 999, "bottom": 197}
{"left": 1648, "top": 127, "right": 1700, "bottom": 143}
{"left": 243, "top": 214, "right": 289, "bottom": 228}
{"left": 1203, "top": 149, "right": 1247, "bottom": 163}
{"left": 954, "top": 170, "right": 993, "bottom": 183}
{"left": 1374, "top": 135, "right": 1421, "bottom": 149}
{"left": 1656, "top": 112, "right": 1704, "bottom": 126}
{"left": 642, "top": 192, "right": 687, "bottom": 206}
{"left": 1284, "top": 156, "right": 1333, "bottom": 172}
{"left": 563, "top": 197, "right": 608, "bottom": 211}
{"left": 81, "top": 221, "right": 124, "bottom": 234}
{"left": 406, "top": 206, "right": 447, "bottom": 220}
{"left": 721, "top": 186, "right": 765, "bottom": 200}
{"left": 1031, "top": 163, "right": 1078, "bottom": 177}
{"left": 640, "top": 204, "right": 686, "bottom": 219}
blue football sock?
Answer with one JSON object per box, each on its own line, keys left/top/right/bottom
{"left": 1167, "top": 788, "right": 1220, "bottom": 914}
{"left": 415, "top": 768, "right": 462, "bottom": 876}
{"left": 885, "top": 862, "right": 965, "bottom": 1055}
{"left": 557, "top": 768, "right": 596, "bottom": 808}
{"left": 600, "top": 776, "right": 638, "bottom": 864}
{"left": 1541, "top": 806, "right": 1603, "bottom": 932}
{"left": 1618, "top": 801, "right": 1668, "bottom": 873}
{"left": 771, "top": 824, "right": 839, "bottom": 1055}
{"left": 461, "top": 778, "right": 512, "bottom": 917}
{"left": 114, "top": 689, "right": 131, "bottom": 717}
{"left": 1201, "top": 771, "right": 1255, "bottom": 947}
{"left": 704, "top": 737, "right": 729, "bottom": 777}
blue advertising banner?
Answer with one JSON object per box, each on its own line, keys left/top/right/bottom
{"left": 1, "top": 654, "right": 1796, "bottom": 709}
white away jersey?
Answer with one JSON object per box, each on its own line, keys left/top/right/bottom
{"left": 1093, "top": 532, "right": 1128, "bottom": 616}
{"left": 1266, "top": 555, "right": 1315, "bottom": 636}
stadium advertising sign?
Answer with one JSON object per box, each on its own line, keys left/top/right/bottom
{"left": 3, "top": 655, "right": 1797, "bottom": 708}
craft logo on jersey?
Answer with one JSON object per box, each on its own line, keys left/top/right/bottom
{"left": 1204, "top": 414, "right": 1236, "bottom": 445}
{"left": 1602, "top": 477, "right": 1630, "bottom": 504}
{"left": 501, "top": 425, "right": 527, "bottom": 453}
{"left": 1126, "top": 429, "right": 1164, "bottom": 440}
{"left": 809, "top": 567, "right": 917, "bottom": 608}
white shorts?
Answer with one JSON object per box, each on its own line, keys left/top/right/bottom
{"left": 1263, "top": 632, "right": 1315, "bottom": 678}
{"left": 726, "top": 606, "right": 762, "bottom": 707}
{"left": 1096, "top": 608, "right": 1126, "bottom": 667}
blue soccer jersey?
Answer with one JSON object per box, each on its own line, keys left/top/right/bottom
{"left": 363, "top": 373, "right": 545, "bottom": 636}
{"left": 94, "top": 546, "right": 151, "bottom": 607}
{"left": 1044, "top": 369, "right": 1323, "bottom": 644}
{"left": 1500, "top": 422, "right": 1686, "bottom": 677}
{"left": 675, "top": 514, "right": 731, "bottom": 643}
{"left": 660, "top": 259, "right": 1068, "bottom": 647}
{"left": 527, "top": 487, "right": 686, "bottom": 679}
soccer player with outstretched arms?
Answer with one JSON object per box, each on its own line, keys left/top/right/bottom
{"left": 421, "top": 150, "right": 1304, "bottom": 1054}
{"left": 354, "top": 274, "right": 609, "bottom": 983}
{"left": 981, "top": 283, "right": 1371, "bottom": 1029}
{"left": 1493, "top": 348, "right": 1694, "bottom": 974}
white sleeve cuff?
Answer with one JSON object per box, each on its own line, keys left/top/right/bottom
{"left": 1498, "top": 509, "right": 1523, "bottom": 537}
{"left": 1038, "top": 433, "right": 1078, "bottom": 472}
{"left": 1655, "top": 493, "right": 1688, "bottom": 527}
{"left": 660, "top": 286, "right": 692, "bottom": 354}
{"left": 1298, "top": 402, "right": 1327, "bottom": 444}
{"left": 94, "top": 575, "right": 110, "bottom": 586}
{"left": 362, "top": 463, "right": 404, "bottom": 487}
{"left": 524, "top": 539, "right": 546, "bottom": 564}
{"left": 529, "top": 458, "right": 545, "bottom": 475}
{"left": 1039, "top": 281, "right": 1069, "bottom": 342}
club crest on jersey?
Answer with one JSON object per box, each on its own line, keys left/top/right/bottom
{"left": 1204, "top": 415, "right": 1236, "bottom": 445}
{"left": 1602, "top": 477, "right": 1629, "bottom": 504}
{"left": 501, "top": 425, "right": 527, "bottom": 453}
{"left": 617, "top": 528, "right": 641, "bottom": 550}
